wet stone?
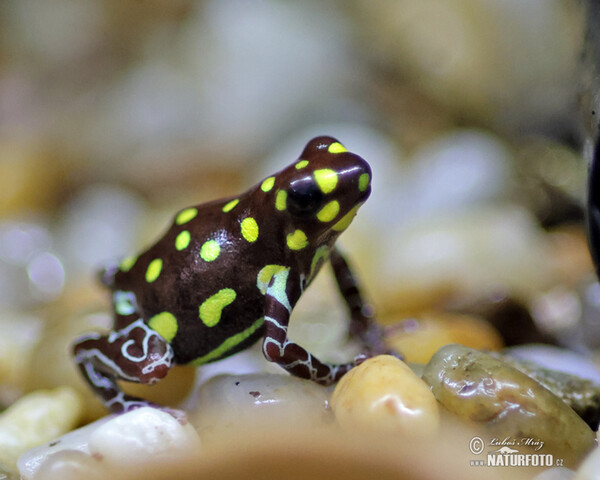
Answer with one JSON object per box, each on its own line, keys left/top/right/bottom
{"left": 385, "top": 312, "right": 503, "bottom": 364}
{"left": 495, "top": 351, "right": 600, "bottom": 431}
{"left": 422, "top": 345, "right": 595, "bottom": 468}
{"left": 330, "top": 355, "right": 439, "bottom": 437}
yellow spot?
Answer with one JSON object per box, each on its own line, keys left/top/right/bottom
{"left": 200, "top": 239, "right": 220, "bottom": 262}
{"left": 241, "top": 217, "right": 259, "bottom": 242}
{"left": 222, "top": 199, "right": 239, "bottom": 212}
{"left": 191, "top": 316, "right": 265, "bottom": 366}
{"left": 119, "top": 256, "right": 137, "bottom": 272}
{"left": 261, "top": 176, "right": 275, "bottom": 192}
{"left": 359, "top": 173, "right": 370, "bottom": 192}
{"left": 275, "top": 190, "right": 287, "bottom": 211}
{"left": 332, "top": 204, "right": 361, "bottom": 232}
{"left": 145, "top": 258, "right": 163, "bottom": 283}
{"left": 314, "top": 169, "right": 338, "bottom": 194}
{"left": 328, "top": 142, "right": 347, "bottom": 154}
{"left": 176, "top": 208, "right": 198, "bottom": 225}
{"left": 175, "top": 230, "right": 191, "bottom": 251}
{"left": 287, "top": 229, "right": 308, "bottom": 250}
{"left": 316, "top": 200, "right": 340, "bottom": 222}
{"left": 148, "top": 312, "right": 178, "bottom": 343}
{"left": 256, "top": 264, "right": 288, "bottom": 294}
{"left": 199, "top": 288, "right": 237, "bottom": 327}
{"left": 295, "top": 160, "right": 309, "bottom": 169}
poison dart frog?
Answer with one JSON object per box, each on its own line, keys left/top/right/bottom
{"left": 73, "top": 136, "right": 388, "bottom": 413}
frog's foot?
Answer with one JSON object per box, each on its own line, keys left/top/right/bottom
{"left": 72, "top": 318, "right": 174, "bottom": 414}
{"left": 262, "top": 316, "right": 356, "bottom": 385}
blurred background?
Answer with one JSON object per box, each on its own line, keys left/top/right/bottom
{"left": 0, "top": 0, "right": 598, "bottom": 417}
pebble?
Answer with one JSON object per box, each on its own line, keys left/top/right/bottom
{"left": 348, "top": 0, "right": 584, "bottom": 132}
{"left": 575, "top": 444, "right": 600, "bottom": 480}
{"left": 0, "top": 311, "right": 43, "bottom": 405}
{"left": 373, "top": 205, "right": 558, "bottom": 314}
{"left": 534, "top": 467, "right": 575, "bottom": 480}
{"left": 506, "top": 345, "right": 600, "bottom": 384}
{"left": 0, "top": 387, "right": 82, "bottom": 476}
{"left": 330, "top": 355, "right": 439, "bottom": 437}
{"left": 499, "top": 349, "right": 600, "bottom": 430}
{"left": 385, "top": 312, "right": 503, "bottom": 364}
{"left": 422, "top": 345, "right": 595, "bottom": 468}
{"left": 19, "top": 407, "right": 201, "bottom": 480}
{"left": 0, "top": 141, "right": 60, "bottom": 217}
{"left": 190, "top": 373, "right": 330, "bottom": 440}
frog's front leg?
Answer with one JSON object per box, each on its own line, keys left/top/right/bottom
{"left": 261, "top": 270, "right": 360, "bottom": 385}
{"left": 329, "top": 247, "right": 389, "bottom": 356}
{"left": 72, "top": 318, "right": 173, "bottom": 413}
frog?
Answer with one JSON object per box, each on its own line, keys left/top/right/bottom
{"left": 72, "top": 136, "right": 388, "bottom": 413}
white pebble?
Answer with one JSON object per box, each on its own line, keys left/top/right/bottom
{"left": 18, "top": 417, "right": 109, "bottom": 479}
{"left": 575, "top": 445, "right": 600, "bottom": 480}
{"left": 88, "top": 407, "right": 200, "bottom": 467}
{"left": 190, "top": 373, "right": 330, "bottom": 439}
{"left": 20, "top": 408, "right": 200, "bottom": 480}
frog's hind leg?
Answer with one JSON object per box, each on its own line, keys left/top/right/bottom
{"left": 72, "top": 318, "right": 173, "bottom": 413}
{"left": 261, "top": 270, "right": 360, "bottom": 386}
{"left": 329, "top": 247, "right": 389, "bottom": 356}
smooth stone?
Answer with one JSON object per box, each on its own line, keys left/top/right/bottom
{"left": 330, "top": 355, "right": 439, "bottom": 437}
{"left": 28, "top": 450, "right": 105, "bottom": 480}
{"left": 18, "top": 417, "right": 110, "bottom": 480}
{"left": 88, "top": 407, "right": 200, "bottom": 467}
{"left": 0, "top": 387, "right": 82, "bottom": 474}
{"left": 189, "top": 373, "right": 331, "bottom": 440}
{"left": 20, "top": 407, "right": 200, "bottom": 480}
{"left": 373, "top": 205, "right": 559, "bottom": 314}
{"left": 575, "top": 445, "right": 600, "bottom": 480}
{"left": 385, "top": 312, "right": 503, "bottom": 364}
{"left": 504, "top": 344, "right": 600, "bottom": 382}
{"left": 500, "top": 347, "right": 600, "bottom": 429}
{"left": 422, "top": 345, "right": 595, "bottom": 468}
{"left": 534, "top": 467, "right": 575, "bottom": 480}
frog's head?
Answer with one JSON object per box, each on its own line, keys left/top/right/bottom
{"left": 262, "top": 136, "right": 372, "bottom": 250}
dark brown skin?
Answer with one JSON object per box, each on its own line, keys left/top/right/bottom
{"left": 73, "top": 136, "right": 388, "bottom": 413}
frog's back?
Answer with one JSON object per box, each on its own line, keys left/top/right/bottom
{"left": 99, "top": 136, "right": 372, "bottom": 365}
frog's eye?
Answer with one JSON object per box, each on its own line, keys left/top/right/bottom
{"left": 287, "top": 178, "right": 323, "bottom": 217}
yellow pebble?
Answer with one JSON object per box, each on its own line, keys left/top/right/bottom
{"left": 0, "top": 387, "right": 83, "bottom": 473}
{"left": 175, "top": 208, "right": 198, "bottom": 225}
{"left": 314, "top": 169, "right": 338, "bottom": 194}
{"left": 261, "top": 177, "right": 275, "bottom": 192}
{"left": 145, "top": 258, "right": 163, "bottom": 283}
{"left": 199, "top": 289, "right": 237, "bottom": 327}
{"left": 331, "top": 355, "right": 439, "bottom": 437}
{"left": 148, "top": 312, "right": 178, "bottom": 343}
{"left": 286, "top": 230, "right": 308, "bottom": 250}
{"left": 241, "top": 217, "right": 259, "bottom": 243}
{"left": 200, "top": 239, "right": 220, "bottom": 262}
{"left": 385, "top": 313, "right": 503, "bottom": 364}
{"left": 316, "top": 200, "right": 340, "bottom": 222}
